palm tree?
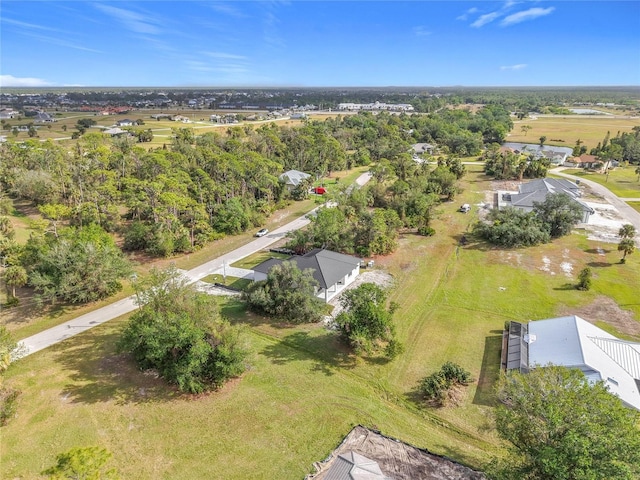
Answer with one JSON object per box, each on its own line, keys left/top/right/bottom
{"left": 619, "top": 224, "right": 637, "bottom": 240}
{"left": 4, "top": 265, "right": 27, "bottom": 298}
{"left": 618, "top": 238, "right": 636, "bottom": 263}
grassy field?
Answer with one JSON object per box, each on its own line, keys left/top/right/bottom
{"left": 560, "top": 166, "right": 640, "bottom": 198}
{"left": 509, "top": 115, "right": 640, "bottom": 149}
{"left": 3, "top": 166, "right": 639, "bottom": 479}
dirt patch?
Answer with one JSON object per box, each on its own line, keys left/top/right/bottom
{"left": 306, "top": 425, "right": 485, "bottom": 480}
{"left": 557, "top": 296, "right": 640, "bottom": 338}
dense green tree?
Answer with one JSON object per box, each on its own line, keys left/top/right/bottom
{"left": 473, "top": 207, "right": 550, "bottom": 247}
{"left": 533, "top": 193, "right": 584, "bottom": 238}
{"left": 243, "top": 260, "right": 325, "bottom": 324}
{"left": 334, "top": 283, "right": 401, "bottom": 358}
{"left": 120, "top": 267, "right": 248, "bottom": 393}
{"left": 490, "top": 366, "right": 640, "bottom": 480}
{"left": 24, "top": 225, "right": 131, "bottom": 304}
{"left": 41, "top": 446, "right": 120, "bottom": 480}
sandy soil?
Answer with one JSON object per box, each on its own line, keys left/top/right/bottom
{"left": 557, "top": 296, "right": 640, "bottom": 339}
{"left": 307, "top": 425, "right": 485, "bottom": 480}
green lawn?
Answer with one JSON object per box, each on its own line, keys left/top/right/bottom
{"left": 561, "top": 167, "right": 640, "bottom": 198}
{"left": 3, "top": 168, "right": 639, "bottom": 479}
{"left": 199, "top": 274, "right": 252, "bottom": 291}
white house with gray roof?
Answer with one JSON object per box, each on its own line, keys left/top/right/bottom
{"left": 252, "top": 248, "right": 360, "bottom": 302}
{"left": 279, "top": 169, "right": 311, "bottom": 190}
{"left": 503, "top": 316, "right": 640, "bottom": 411}
{"left": 498, "top": 178, "right": 594, "bottom": 223}
{"left": 502, "top": 142, "right": 573, "bottom": 165}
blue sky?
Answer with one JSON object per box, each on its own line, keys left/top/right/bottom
{"left": 1, "top": 1, "right": 639, "bottom": 87}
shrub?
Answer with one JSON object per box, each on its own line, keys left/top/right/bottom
{"left": 418, "top": 361, "right": 472, "bottom": 407}
{"left": 0, "top": 386, "right": 20, "bottom": 426}
{"left": 577, "top": 267, "right": 592, "bottom": 291}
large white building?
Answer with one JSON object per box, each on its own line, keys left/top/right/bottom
{"left": 337, "top": 101, "right": 414, "bottom": 112}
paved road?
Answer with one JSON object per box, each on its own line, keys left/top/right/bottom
{"left": 550, "top": 167, "right": 640, "bottom": 233}
{"left": 17, "top": 172, "right": 372, "bottom": 358}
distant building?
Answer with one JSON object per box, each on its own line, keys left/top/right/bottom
{"left": 502, "top": 142, "right": 573, "bottom": 165}
{"left": 279, "top": 169, "right": 311, "bottom": 190}
{"left": 116, "top": 119, "right": 134, "bottom": 127}
{"left": 503, "top": 316, "right": 640, "bottom": 411}
{"left": 338, "top": 102, "right": 414, "bottom": 112}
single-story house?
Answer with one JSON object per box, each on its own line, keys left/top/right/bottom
{"left": 116, "top": 119, "right": 134, "bottom": 127}
{"left": 252, "top": 248, "right": 360, "bottom": 303}
{"left": 502, "top": 142, "right": 573, "bottom": 165}
{"left": 35, "top": 112, "right": 55, "bottom": 123}
{"left": 503, "top": 315, "right": 640, "bottom": 411}
{"left": 279, "top": 169, "right": 311, "bottom": 190}
{"left": 411, "top": 143, "right": 435, "bottom": 156}
{"left": 497, "top": 178, "right": 594, "bottom": 223}
{"left": 564, "top": 154, "right": 601, "bottom": 169}
{"left": 102, "top": 127, "right": 128, "bottom": 136}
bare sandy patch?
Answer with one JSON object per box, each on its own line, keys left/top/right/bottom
{"left": 557, "top": 296, "right": 640, "bottom": 338}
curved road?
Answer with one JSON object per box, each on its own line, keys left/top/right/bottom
{"left": 16, "top": 172, "right": 372, "bottom": 358}
{"left": 550, "top": 167, "right": 640, "bottom": 233}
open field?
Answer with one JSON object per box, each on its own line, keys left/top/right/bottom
{"left": 561, "top": 166, "right": 640, "bottom": 198}
{"left": 1, "top": 109, "right": 336, "bottom": 146}
{"left": 3, "top": 166, "right": 639, "bottom": 479}
{"left": 509, "top": 115, "right": 640, "bottom": 149}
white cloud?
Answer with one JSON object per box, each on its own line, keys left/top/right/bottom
{"left": 94, "top": 4, "right": 162, "bottom": 35}
{"left": 0, "top": 75, "right": 52, "bottom": 87}
{"left": 501, "top": 7, "right": 555, "bottom": 26}
{"left": 413, "top": 26, "right": 431, "bottom": 37}
{"left": 209, "top": 3, "right": 246, "bottom": 18}
{"left": 500, "top": 64, "right": 528, "bottom": 71}
{"left": 471, "top": 12, "right": 501, "bottom": 28}
{"left": 202, "top": 51, "right": 248, "bottom": 60}
{"left": 457, "top": 7, "right": 478, "bottom": 21}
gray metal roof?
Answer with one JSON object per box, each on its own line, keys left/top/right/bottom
{"left": 508, "top": 178, "right": 593, "bottom": 213}
{"left": 502, "top": 142, "right": 573, "bottom": 157}
{"left": 322, "top": 451, "right": 390, "bottom": 480}
{"left": 279, "top": 169, "right": 311, "bottom": 187}
{"left": 253, "top": 249, "right": 360, "bottom": 289}
{"left": 528, "top": 316, "right": 640, "bottom": 410}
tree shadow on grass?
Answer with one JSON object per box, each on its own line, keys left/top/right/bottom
{"left": 587, "top": 261, "right": 612, "bottom": 268}
{"left": 260, "top": 330, "right": 356, "bottom": 376}
{"left": 472, "top": 335, "right": 502, "bottom": 407}
{"left": 554, "top": 283, "right": 577, "bottom": 291}
{"left": 54, "top": 326, "right": 179, "bottom": 405}
{"left": 585, "top": 248, "right": 611, "bottom": 254}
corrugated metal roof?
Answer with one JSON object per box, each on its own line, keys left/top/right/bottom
{"left": 588, "top": 337, "right": 640, "bottom": 379}
{"left": 527, "top": 316, "right": 640, "bottom": 410}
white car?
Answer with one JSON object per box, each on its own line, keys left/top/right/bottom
{"left": 255, "top": 228, "right": 269, "bottom": 237}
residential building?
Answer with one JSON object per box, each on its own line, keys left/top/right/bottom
{"left": 279, "top": 169, "right": 311, "bottom": 190}
{"left": 503, "top": 316, "right": 640, "bottom": 411}
{"left": 252, "top": 249, "right": 360, "bottom": 302}
{"left": 502, "top": 142, "right": 573, "bottom": 165}
{"left": 497, "top": 178, "right": 594, "bottom": 223}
